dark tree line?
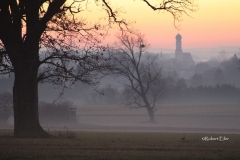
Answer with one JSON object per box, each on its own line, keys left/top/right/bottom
{"left": 190, "top": 54, "right": 240, "bottom": 87}
{"left": 76, "top": 79, "right": 240, "bottom": 105}
{"left": 163, "top": 78, "right": 240, "bottom": 104}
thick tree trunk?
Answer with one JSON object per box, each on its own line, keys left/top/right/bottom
{"left": 12, "top": 59, "right": 48, "bottom": 138}
{"left": 147, "top": 107, "right": 155, "bottom": 123}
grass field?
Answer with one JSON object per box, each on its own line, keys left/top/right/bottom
{"left": 1, "top": 104, "right": 240, "bottom": 159}
{"left": 0, "top": 129, "right": 240, "bottom": 160}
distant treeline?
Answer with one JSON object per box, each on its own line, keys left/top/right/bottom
{"left": 164, "top": 82, "right": 240, "bottom": 104}
{"left": 0, "top": 53, "right": 240, "bottom": 106}
{"left": 162, "top": 54, "right": 240, "bottom": 88}
{"left": 85, "top": 81, "right": 240, "bottom": 105}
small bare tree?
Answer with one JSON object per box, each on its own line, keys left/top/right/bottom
{"left": 110, "top": 32, "right": 167, "bottom": 122}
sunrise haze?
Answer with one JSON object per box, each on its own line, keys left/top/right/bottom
{"left": 122, "top": 0, "right": 240, "bottom": 49}
{"left": 83, "top": 0, "right": 239, "bottom": 51}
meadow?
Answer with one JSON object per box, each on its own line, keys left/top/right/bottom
{"left": 0, "top": 129, "right": 240, "bottom": 160}
{"left": 1, "top": 104, "right": 240, "bottom": 159}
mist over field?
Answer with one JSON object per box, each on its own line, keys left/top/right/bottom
{"left": 40, "top": 47, "right": 240, "bottom": 134}
{"left": 150, "top": 46, "right": 239, "bottom": 62}
{"left": 1, "top": 1, "right": 240, "bottom": 159}
{"left": 1, "top": 47, "right": 240, "bottom": 134}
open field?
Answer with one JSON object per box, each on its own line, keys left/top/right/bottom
{"left": 3, "top": 104, "right": 240, "bottom": 133}
{"left": 0, "top": 130, "right": 240, "bottom": 160}
{"left": 75, "top": 104, "right": 240, "bottom": 133}
{"left": 1, "top": 104, "right": 240, "bottom": 159}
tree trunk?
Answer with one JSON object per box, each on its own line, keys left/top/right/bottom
{"left": 12, "top": 59, "right": 48, "bottom": 138}
{"left": 147, "top": 107, "right": 155, "bottom": 123}
{"left": 141, "top": 94, "right": 155, "bottom": 123}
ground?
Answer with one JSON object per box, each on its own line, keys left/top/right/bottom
{"left": 4, "top": 104, "right": 240, "bottom": 133}
{"left": 0, "top": 130, "right": 240, "bottom": 160}
{"left": 1, "top": 104, "right": 240, "bottom": 159}
{"left": 75, "top": 104, "right": 240, "bottom": 133}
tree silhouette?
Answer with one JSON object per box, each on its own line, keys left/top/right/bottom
{"left": 0, "top": 0, "right": 197, "bottom": 137}
{"left": 109, "top": 32, "right": 168, "bottom": 122}
{"left": 191, "top": 74, "right": 203, "bottom": 87}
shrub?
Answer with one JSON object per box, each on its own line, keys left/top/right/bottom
{"left": 39, "top": 100, "right": 77, "bottom": 125}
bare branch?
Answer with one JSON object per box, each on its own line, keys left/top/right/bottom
{"left": 142, "top": 0, "right": 198, "bottom": 28}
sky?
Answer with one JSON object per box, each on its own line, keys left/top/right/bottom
{"left": 120, "top": 0, "right": 240, "bottom": 50}
{"left": 83, "top": 0, "right": 240, "bottom": 51}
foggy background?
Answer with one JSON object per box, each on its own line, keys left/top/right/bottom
{"left": 1, "top": 46, "right": 240, "bottom": 133}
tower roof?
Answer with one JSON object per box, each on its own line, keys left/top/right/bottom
{"left": 176, "top": 33, "right": 182, "bottom": 40}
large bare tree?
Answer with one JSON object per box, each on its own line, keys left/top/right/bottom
{"left": 0, "top": 0, "right": 197, "bottom": 137}
{"left": 110, "top": 32, "right": 167, "bottom": 122}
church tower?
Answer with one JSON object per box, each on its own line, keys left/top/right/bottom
{"left": 175, "top": 33, "right": 182, "bottom": 60}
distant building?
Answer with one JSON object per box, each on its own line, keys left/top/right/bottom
{"left": 160, "top": 34, "right": 195, "bottom": 79}
{"left": 174, "top": 33, "right": 194, "bottom": 68}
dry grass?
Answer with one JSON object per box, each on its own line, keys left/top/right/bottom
{"left": 0, "top": 129, "right": 240, "bottom": 160}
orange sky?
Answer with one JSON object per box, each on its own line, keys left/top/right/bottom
{"left": 80, "top": 0, "right": 240, "bottom": 50}
{"left": 124, "top": 0, "right": 239, "bottom": 49}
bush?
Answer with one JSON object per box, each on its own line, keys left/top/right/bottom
{"left": 39, "top": 100, "right": 77, "bottom": 125}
